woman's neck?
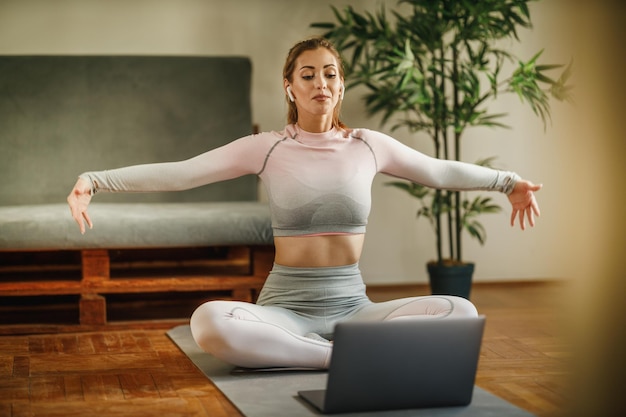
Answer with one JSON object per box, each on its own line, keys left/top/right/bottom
{"left": 296, "top": 115, "right": 333, "bottom": 133}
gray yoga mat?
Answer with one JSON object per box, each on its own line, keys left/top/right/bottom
{"left": 167, "top": 325, "right": 535, "bottom": 417}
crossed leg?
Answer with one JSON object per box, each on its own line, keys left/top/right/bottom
{"left": 190, "top": 301, "right": 333, "bottom": 369}
{"left": 189, "top": 295, "right": 477, "bottom": 369}
{"left": 347, "top": 295, "right": 478, "bottom": 322}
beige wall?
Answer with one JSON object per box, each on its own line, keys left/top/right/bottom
{"left": 0, "top": 0, "right": 593, "bottom": 284}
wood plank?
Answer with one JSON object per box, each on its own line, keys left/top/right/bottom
{"left": 109, "top": 258, "right": 250, "bottom": 271}
{"left": 118, "top": 373, "right": 160, "bottom": 399}
{"left": 82, "top": 250, "right": 110, "bottom": 283}
{"left": 0, "top": 281, "right": 83, "bottom": 295}
{"left": 54, "top": 335, "right": 80, "bottom": 355}
{"left": 0, "top": 376, "right": 29, "bottom": 401}
{"left": 150, "top": 372, "right": 179, "bottom": 398}
{"left": 28, "top": 335, "right": 57, "bottom": 354}
{"left": 80, "top": 294, "right": 107, "bottom": 325}
{"left": 0, "top": 336, "right": 29, "bottom": 354}
{"left": 196, "top": 395, "right": 239, "bottom": 417}
{"left": 29, "top": 376, "right": 66, "bottom": 402}
{"left": 81, "top": 374, "right": 125, "bottom": 401}
{"left": 64, "top": 375, "right": 84, "bottom": 401}
{"left": 167, "top": 374, "right": 225, "bottom": 398}
{"left": 12, "top": 356, "right": 29, "bottom": 378}
{"left": 0, "top": 319, "right": 188, "bottom": 337}
{"left": 252, "top": 246, "right": 274, "bottom": 278}
{"left": 0, "top": 355, "right": 12, "bottom": 378}
{"left": 91, "top": 276, "right": 266, "bottom": 293}
{"left": 231, "top": 288, "right": 253, "bottom": 302}
{"left": 89, "top": 333, "right": 123, "bottom": 353}
{"left": 0, "top": 276, "right": 266, "bottom": 295}
{"left": 11, "top": 398, "right": 208, "bottom": 417}
{"left": 29, "top": 353, "right": 163, "bottom": 375}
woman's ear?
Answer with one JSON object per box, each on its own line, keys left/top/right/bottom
{"left": 284, "top": 79, "right": 294, "bottom": 102}
{"left": 340, "top": 76, "right": 345, "bottom": 100}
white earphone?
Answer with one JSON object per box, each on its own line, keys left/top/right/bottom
{"left": 340, "top": 84, "right": 345, "bottom": 100}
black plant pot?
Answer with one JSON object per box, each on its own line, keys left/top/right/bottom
{"left": 427, "top": 261, "right": 475, "bottom": 300}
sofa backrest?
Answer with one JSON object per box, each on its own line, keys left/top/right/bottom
{"left": 0, "top": 56, "right": 256, "bottom": 205}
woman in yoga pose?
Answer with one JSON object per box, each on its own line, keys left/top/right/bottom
{"left": 68, "top": 37, "right": 541, "bottom": 369}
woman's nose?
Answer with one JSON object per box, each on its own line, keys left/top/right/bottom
{"left": 314, "top": 76, "right": 327, "bottom": 89}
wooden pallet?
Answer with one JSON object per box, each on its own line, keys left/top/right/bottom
{"left": 0, "top": 245, "right": 274, "bottom": 332}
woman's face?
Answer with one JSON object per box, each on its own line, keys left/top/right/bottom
{"left": 285, "top": 47, "right": 343, "bottom": 121}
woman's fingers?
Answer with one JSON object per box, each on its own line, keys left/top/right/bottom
{"left": 67, "top": 178, "right": 93, "bottom": 234}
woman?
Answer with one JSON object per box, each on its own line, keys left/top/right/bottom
{"left": 68, "top": 37, "right": 541, "bottom": 369}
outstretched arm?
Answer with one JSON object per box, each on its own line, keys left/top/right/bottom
{"left": 361, "top": 129, "right": 543, "bottom": 231}
{"left": 508, "top": 180, "right": 542, "bottom": 230}
{"left": 64, "top": 133, "right": 272, "bottom": 234}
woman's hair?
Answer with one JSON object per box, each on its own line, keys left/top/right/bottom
{"left": 283, "top": 37, "right": 347, "bottom": 129}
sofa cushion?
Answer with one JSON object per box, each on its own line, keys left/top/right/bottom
{"left": 0, "top": 202, "right": 273, "bottom": 251}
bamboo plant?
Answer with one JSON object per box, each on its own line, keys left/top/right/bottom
{"left": 312, "top": 0, "right": 572, "bottom": 265}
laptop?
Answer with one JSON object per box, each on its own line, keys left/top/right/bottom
{"left": 298, "top": 316, "right": 485, "bottom": 414}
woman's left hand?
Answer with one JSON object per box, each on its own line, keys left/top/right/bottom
{"left": 508, "top": 180, "right": 542, "bottom": 230}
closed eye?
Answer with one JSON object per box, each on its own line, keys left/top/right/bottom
{"left": 301, "top": 74, "right": 337, "bottom": 81}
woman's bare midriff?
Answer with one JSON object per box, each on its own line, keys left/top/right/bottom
{"left": 273, "top": 234, "right": 365, "bottom": 267}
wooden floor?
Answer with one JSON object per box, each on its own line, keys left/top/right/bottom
{"left": 0, "top": 281, "right": 570, "bottom": 417}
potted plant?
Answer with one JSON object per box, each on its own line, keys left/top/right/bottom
{"left": 313, "top": 0, "right": 572, "bottom": 298}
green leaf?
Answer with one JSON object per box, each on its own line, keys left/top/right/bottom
{"left": 465, "top": 221, "right": 487, "bottom": 245}
{"left": 310, "top": 23, "right": 336, "bottom": 29}
{"left": 535, "top": 64, "right": 563, "bottom": 72}
{"left": 385, "top": 181, "right": 430, "bottom": 199}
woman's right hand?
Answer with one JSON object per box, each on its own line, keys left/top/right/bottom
{"left": 67, "top": 177, "right": 94, "bottom": 234}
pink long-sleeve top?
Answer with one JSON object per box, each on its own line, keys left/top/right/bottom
{"left": 80, "top": 124, "right": 519, "bottom": 237}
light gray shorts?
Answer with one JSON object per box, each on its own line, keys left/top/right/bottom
{"left": 255, "top": 263, "right": 373, "bottom": 336}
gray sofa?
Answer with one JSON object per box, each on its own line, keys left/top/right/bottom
{"left": 0, "top": 56, "right": 274, "bottom": 331}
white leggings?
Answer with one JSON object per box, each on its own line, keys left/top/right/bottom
{"left": 190, "top": 263, "right": 478, "bottom": 369}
